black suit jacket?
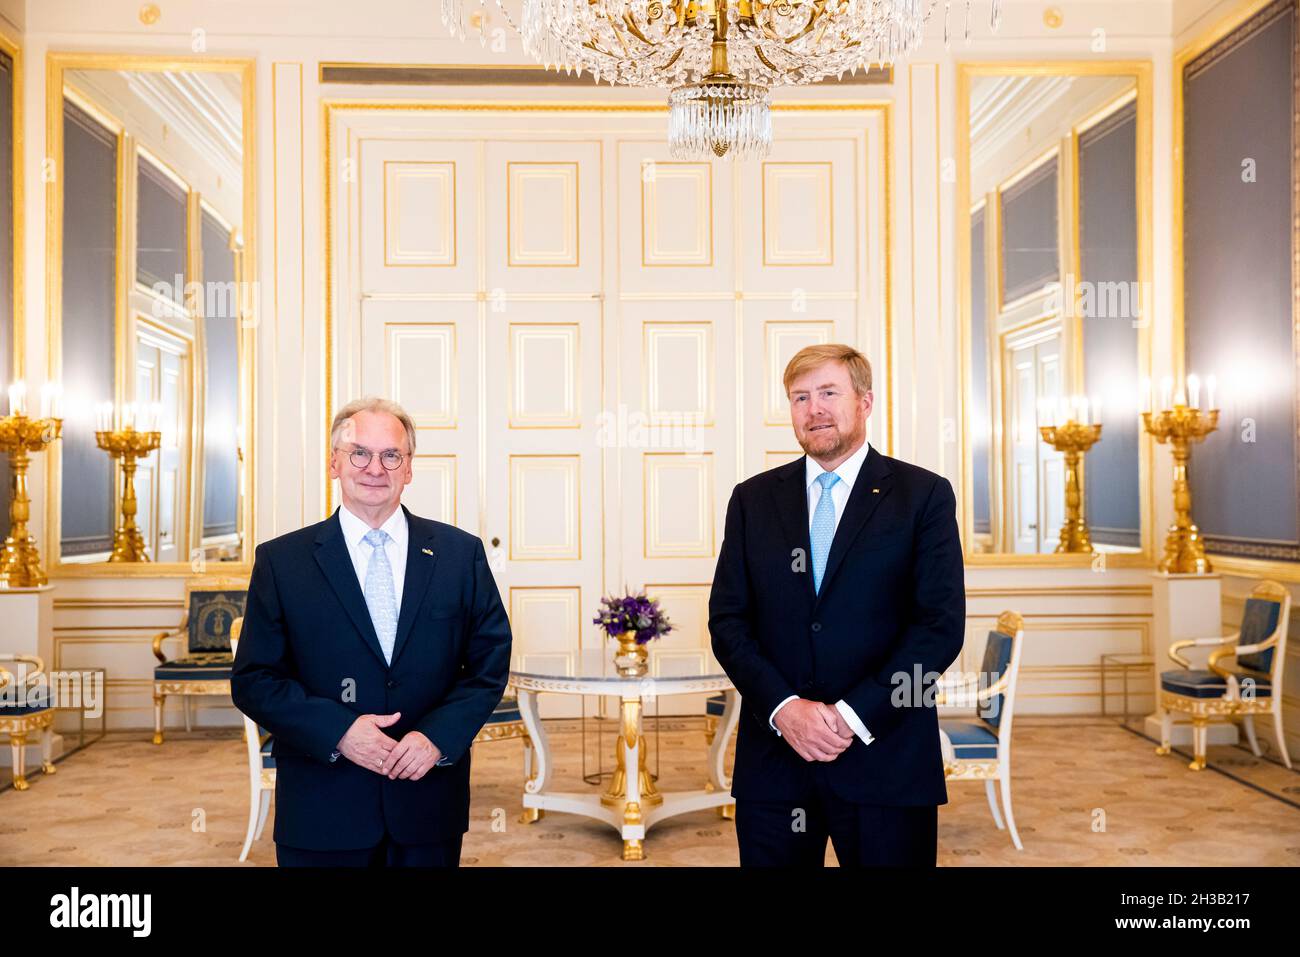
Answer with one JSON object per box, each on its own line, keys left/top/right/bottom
{"left": 708, "top": 447, "right": 964, "bottom": 806}
{"left": 230, "top": 505, "right": 512, "bottom": 849}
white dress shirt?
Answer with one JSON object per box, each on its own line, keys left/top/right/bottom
{"left": 334, "top": 503, "right": 451, "bottom": 766}
{"left": 338, "top": 504, "right": 409, "bottom": 612}
{"left": 769, "top": 440, "right": 876, "bottom": 748}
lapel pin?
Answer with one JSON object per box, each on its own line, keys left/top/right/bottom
{"left": 421, "top": 547, "right": 434, "bottom": 556}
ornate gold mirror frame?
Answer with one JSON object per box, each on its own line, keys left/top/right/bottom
{"left": 44, "top": 53, "right": 256, "bottom": 577}
{"left": 956, "top": 60, "right": 1155, "bottom": 568}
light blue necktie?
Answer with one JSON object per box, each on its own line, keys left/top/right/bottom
{"left": 362, "top": 528, "right": 398, "bottom": 664}
{"left": 810, "top": 471, "right": 841, "bottom": 594}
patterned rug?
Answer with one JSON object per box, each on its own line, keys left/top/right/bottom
{"left": 2, "top": 717, "right": 1298, "bottom": 866}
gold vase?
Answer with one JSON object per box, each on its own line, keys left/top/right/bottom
{"left": 614, "top": 631, "right": 648, "bottom": 677}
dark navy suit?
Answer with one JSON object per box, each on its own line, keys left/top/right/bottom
{"left": 709, "top": 447, "right": 965, "bottom": 865}
{"left": 231, "top": 505, "right": 511, "bottom": 859}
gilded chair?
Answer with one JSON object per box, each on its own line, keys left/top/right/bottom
{"left": 0, "top": 654, "right": 56, "bottom": 791}
{"left": 151, "top": 576, "right": 247, "bottom": 744}
{"left": 937, "top": 611, "right": 1025, "bottom": 850}
{"left": 704, "top": 692, "right": 727, "bottom": 745}
{"left": 475, "top": 692, "right": 545, "bottom": 821}
{"left": 475, "top": 694, "right": 528, "bottom": 746}
{"left": 704, "top": 691, "right": 737, "bottom": 820}
{"left": 1157, "top": 580, "right": 1292, "bottom": 771}
{"left": 229, "top": 619, "right": 275, "bottom": 861}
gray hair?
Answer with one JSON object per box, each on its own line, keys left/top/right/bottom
{"left": 330, "top": 396, "right": 417, "bottom": 455}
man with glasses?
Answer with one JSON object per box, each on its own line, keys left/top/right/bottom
{"left": 232, "top": 397, "right": 511, "bottom": 866}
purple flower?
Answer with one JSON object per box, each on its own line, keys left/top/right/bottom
{"left": 592, "top": 591, "right": 673, "bottom": 643}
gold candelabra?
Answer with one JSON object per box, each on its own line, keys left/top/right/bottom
{"left": 95, "top": 424, "right": 162, "bottom": 563}
{"left": 1142, "top": 403, "right": 1219, "bottom": 574}
{"left": 1039, "top": 419, "right": 1103, "bottom": 553}
{"left": 0, "top": 410, "right": 62, "bottom": 587}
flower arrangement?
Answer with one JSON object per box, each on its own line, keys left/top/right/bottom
{"left": 593, "top": 592, "right": 673, "bottom": 676}
{"left": 593, "top": 592, "right": 673, "bottom": 644}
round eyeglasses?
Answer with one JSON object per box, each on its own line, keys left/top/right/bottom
{"left": 344, "top": 447, "right": 406, "bottom": 471}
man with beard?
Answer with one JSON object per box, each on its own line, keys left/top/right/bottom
{"left": 709, "top": 344, "right": 965, "bottom": 866}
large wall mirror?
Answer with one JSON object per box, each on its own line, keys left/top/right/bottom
{"left": 957, "top": 62, "right": 1153, "bottom": 564}
{"left": 0, "top": 32, "right": 17, "bottom": 546}
{"left": 46, "top": 55, "right": 254, "bottom": 573}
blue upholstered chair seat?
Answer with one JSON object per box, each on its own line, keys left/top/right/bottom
{"left": 256, "top": 724, "right": 275, "bottom": 769}
{"left": 154, "top": 656, "right": 233, "bottom": 681}
{"left": 1161, "top": 669, "right": 1271, "bottom": 699}
{"left": 487, "top": 696, "right": 521, "bottom": 725}
{"left": 705, "top": 692, "right": 727, "bottom": 717}
{"left": 939, "top": 719, "right": 999, "bottom": 760}
{"left": 0, "top": 688, "right": 51, "bottom": 715}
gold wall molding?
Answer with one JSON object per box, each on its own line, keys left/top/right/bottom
{"left": 509, "top": 321, "right": 582, "bottom": 428}
{"left": 508, "top": 453, "right": 582, "bottom": 561}
{"left": 964, "top": 584, "right": 1153, "bottom": 599}
{"left": 0, "top": 29, "right": 23, "bottom": 383}
{"left": 640, "top": 161, "right": 713, "bottom": 267}
{"left": 382, "top": 159, "right": 457, "bottom": 267}
{"left": 317, "top": 62, "right": 892, "bottom": 88}
{"left": 53, "top": 598, "right": 185, "bottom": 610}
{"left": 760, "top": 161, "right": 835, "bottom": 266}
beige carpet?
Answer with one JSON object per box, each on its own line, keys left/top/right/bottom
{"left": 2, "top": 717, "right": 1298, "bottom": 866}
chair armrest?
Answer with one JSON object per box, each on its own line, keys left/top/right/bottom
{"left": 1207, "top": 635, "right": 1277, "bottom": 682}
{"left": 1233, "top": 634, "right": 1279, "bottom": 657}
{"left": 1206, "top": 645, "right": 1237, "bottom": 680}
{"left": 0, "top": 653, "right": 45, "bottom": 683}
{"left": 935, "top": 674, "right": 977, "bottom": 707}
{"left": 152, "top": 628, "right": 186, "bottom": 664}
{"left": 1167, "top": 633, "right": 1238, "bottom": 669}
{"left": 976, "top": 675, "right": 1011, "bottom": 703}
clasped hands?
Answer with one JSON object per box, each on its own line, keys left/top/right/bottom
{"left": 773, "top": 698, "right": 856, "bottom": 762}
{"left": 336, "top": 711, "right": 443, "bottom": 780}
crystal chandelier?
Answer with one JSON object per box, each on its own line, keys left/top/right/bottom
{"left": 443, "top": 0, "right": 1001, "bottom": 159}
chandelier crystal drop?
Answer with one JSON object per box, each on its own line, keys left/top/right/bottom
{"left": 442, "top": 0, "right": 1002, "bottom": 159}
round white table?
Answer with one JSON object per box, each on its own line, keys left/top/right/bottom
{"left": 511, "top": 670, "right": 739, "bottom": 861}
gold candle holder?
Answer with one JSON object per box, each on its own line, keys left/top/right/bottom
{"left": 95, "top": 425, "right": 162, "bottom": 563}
{"left": 0, "top": 412, "right": 63, "bottom": 587}
{"left": 1039, "top": 419, "right": 1103, "bottom": 553}
{"left": 1142, "top": 404, "right": 1219, "bottom": 574}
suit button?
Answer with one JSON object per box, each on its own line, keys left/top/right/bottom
{"left": 386, "top": 679, "right": 397, "bottom": 689}
{"left": 811, "top": 622, "right": 822, "bottom": 633}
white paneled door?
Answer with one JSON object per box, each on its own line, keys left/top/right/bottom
{"left": 330, "top": 106, "right": 890, "bottom": 715}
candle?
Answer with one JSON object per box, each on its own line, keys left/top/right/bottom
{"left": 150, "top": 402, "right": 163, "bottom": 433}
{"left": 39, "top": 382, "right": 61, "bottom": 419}
{"left": 1187, "top": 373, "right": 1201, "bottom": 410}
{"left": 96, "top": 401, "right": 112, "bottom": 432}
{"left": 1206, "top": 374, "right": 1217, "bottom": 411}
{"left": 1160, "top": 376, "right": 1172, "bottom": 412}
{"left": 8, "top": 381, "right": 25, "bottom": 416}
{"left": 1091, "top": 394, "right": 1103, "bottom": 425}
{"left": 1079, "top": 396, "right": 1090, "bottom": 426}
{"left": 1139, "top": 377, "right": 1151, "bottom": 414}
